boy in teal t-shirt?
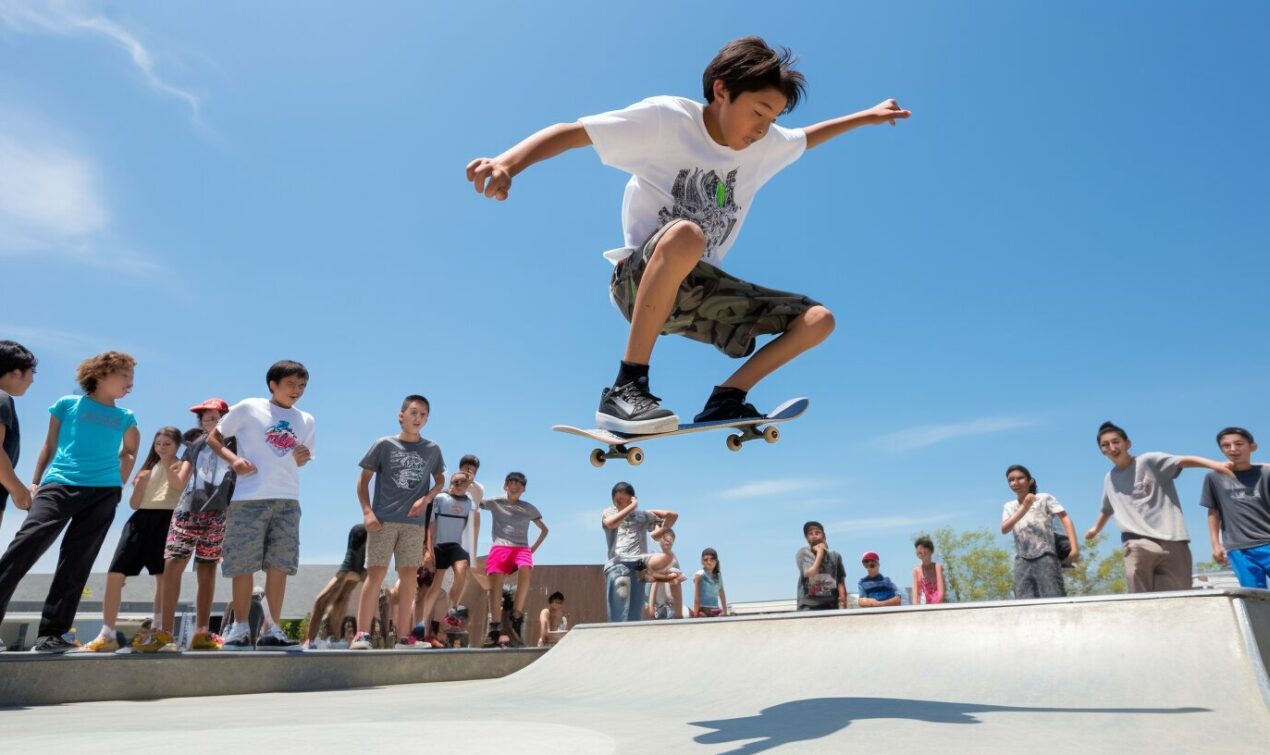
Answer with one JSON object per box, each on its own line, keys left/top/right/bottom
{"left": 0, "top": 351, "right": 141, "bottom": 653}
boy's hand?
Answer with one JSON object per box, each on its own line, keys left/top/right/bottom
{"left": 1021, "top": 493, "right": 1036, "bottom": 509}
{"left": 1213, "top": 544, "right": 1228, "bottom": 563}
{"left": 1083, "top": 528, "right": 1098, "bottom": 541}
{"left": 168, "top": 461, "right": 183, "bottom": 475}
{"left": 466, "top": 158, "right": 512, "bottom": 201}
{"left": 407, "top": 496, "right": 430, "bottom": 518}
{"left": 363, "top": 510, "right": 382, "bottom": 533}
{"left": 812, "top": 542, "right": 827, "bottom": 555}
{"left": 231, "top": 457, "right": 257, "bottom": 475}
{"left": 1063, "top": 546, "right": 1080, "bottom": 566}
{"left": 293, "top": 445, "right": 312, "bottom": 467}
{"left": 868, "top": 99, "right": 911, "bottom": 127}
{"left": 12, "top": 485, "right": 32, "bottom": 511}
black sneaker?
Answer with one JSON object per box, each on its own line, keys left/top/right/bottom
{"left": 256, "top": 624, "right": 300, "bottom": 650}
{"left": 596, "top": 378, "right": 679, "bottom": 434}
{"left": 694, "top": 393, "right": 762, "bottom": 423}
{"left": 510, "top": 612, "right": 525, "bottom": 644}
{"left": 483, "top": 625, "right": 501, "bottom": 649}
{"left": 29, "top": 635, "right": 77, "bottom": 654}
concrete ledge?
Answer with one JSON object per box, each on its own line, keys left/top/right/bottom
{"left": 0, "top": 647, "right": 546, "bottom": 707}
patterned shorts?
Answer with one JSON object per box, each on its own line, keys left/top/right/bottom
{"left": 222, "top": 499, "right": 301, "bottom": 578}
{"left": 165, "top": 509, "right": 227, "bottom": 563}
{"left": 366, "top": 522, "right": 426, "bottom": 569}
{"left": 610, "top": 219, "right": 821, "bottom": 359}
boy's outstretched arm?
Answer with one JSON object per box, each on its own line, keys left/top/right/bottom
{"left": 803, "top": 99, "right": 912, "bottom": 150}
{"left": 466, "top": 123, "right": 593, "bottom": 201}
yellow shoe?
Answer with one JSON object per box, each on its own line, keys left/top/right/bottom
{"left": 132, "top": 627, "right": 175, "bottom": 653}
{"left": 74, "top": 633, "right": 119, "bottom": 653}
{"left": 189, "top": 631, "right": 223, "bottom": 651}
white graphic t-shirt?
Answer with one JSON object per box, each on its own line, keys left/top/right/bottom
{"left": 217, "top": 398, "right": 316, "bottom": 502}
{"left": 579, "top": 95, "right": 806, "bottom": 268}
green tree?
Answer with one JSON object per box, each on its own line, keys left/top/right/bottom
{"left": 926, "top": 527, "right": 1127, "bottom": 601}
{"left": 929, "top": 527, "right": 1012, "bottom": 602}
{"left": 1064, "top": 533, "right": 1126, "bottom": 596}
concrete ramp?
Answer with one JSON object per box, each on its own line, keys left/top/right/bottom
{"left": 3, "top": 590, "right": 1268, "bottom": 753}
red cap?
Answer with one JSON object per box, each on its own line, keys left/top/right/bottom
{"left": 189, "top": 397, "right": 230, "bottom": 415}
{"left": 861, "top": 551, "right": 880, "bottom": 563}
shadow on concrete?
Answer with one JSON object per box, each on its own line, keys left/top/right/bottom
{"left": 689, "top": 696, "right": 1209, "bottom": 754}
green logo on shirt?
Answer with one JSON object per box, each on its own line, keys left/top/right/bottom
{"left": 715, "top": 182, "right": 727, "bottom": 207}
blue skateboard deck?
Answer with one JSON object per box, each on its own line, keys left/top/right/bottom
{"left": 553, "top": 397, "right": 809, "bottom": 467}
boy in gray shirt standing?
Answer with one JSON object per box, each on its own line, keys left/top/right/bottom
{"left": 1084, "top": 421, "right": 1233, "bottom": 593}
{"left": 350, "top": 395, "right": 445, "bottom": 649}
{"left": 1201, "top": 427, "right": 1270, "bottom": 588}
{"left": 480, "top": 472, "right": 548, "bottom": 646}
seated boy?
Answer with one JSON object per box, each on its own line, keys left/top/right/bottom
{"left": 857, "top": 552, "right": 902, "bottom": 607}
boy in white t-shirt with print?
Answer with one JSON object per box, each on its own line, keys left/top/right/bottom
{"left": 208, "top": 360, "right": 316, "bottom": 650}
{"left": 468, "top": 36, "right": 909, "bottom": 432}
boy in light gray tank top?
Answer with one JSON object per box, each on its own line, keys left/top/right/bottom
{"left": 1084, "top": 421, "right": 1234, "bottom": 593}
{"left": 417, "top": 472, "right": 479, "bottom": 646}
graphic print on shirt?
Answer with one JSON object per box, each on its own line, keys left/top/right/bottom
{"left": 264, "top": 420, "right": 300, "bottom": 457}
{"left": 657, "top": 168, "right": 740, "bottom": 261}
{"left": 806, "top": 571, "right": 837, "bottom": 598}
{"left": 388, "top": 449, "right": 426, "bottom": 490}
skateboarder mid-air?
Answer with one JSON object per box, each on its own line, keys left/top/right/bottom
{"left": 467, "top": 37, "right": 909, "bottom": 433}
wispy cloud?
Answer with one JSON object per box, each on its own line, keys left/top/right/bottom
{"left": 718, "top": 477, "right": 840, "bottom": 500}
{"left": 0, "top": 125, "right": 161, "bottom": 274}
{"left": 0, "top": 0, "right": 202, "bottom": 122}
{"left": 872, "top": 416, "right": 1037, "bottom": 452}
{"left": 0, "top": 324, "right": 138, "bottom": 359}
{"left": 826, "top": 511, "right": 965, "bottom": 534}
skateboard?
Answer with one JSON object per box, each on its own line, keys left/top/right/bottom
{"left": 553, "top": 397, "right": 809, "bottom": 467}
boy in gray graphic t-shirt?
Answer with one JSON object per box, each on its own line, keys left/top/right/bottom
{"left": 1084, "top": 421, "right": 1233, "bottom": 593}
{"left": 1202, "top": 427, "right": 1270, "bottom": 588}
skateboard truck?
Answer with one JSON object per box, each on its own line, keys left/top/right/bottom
{"left": 590, "top": 444, "right": 645, "bottom": 468}
{"left": 724, "top": 423, "right": 781, "bottom": 452}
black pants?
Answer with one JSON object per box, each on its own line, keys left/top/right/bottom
{"left": 0, "top": 484, "right": 120, "bottom": 636}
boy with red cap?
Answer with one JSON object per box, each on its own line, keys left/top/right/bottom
{"left": 857, "top": 551, "right": 902, "bottom": 607}
{"left": 157, "top": 397, "right": 234, "bottom": 649}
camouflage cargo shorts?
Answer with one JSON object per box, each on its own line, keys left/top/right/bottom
{"left": 221, "top": 498, "right": 301, "bottom": 578}
{"left": 610, "top": 219, "right": 821, "bottom": 359}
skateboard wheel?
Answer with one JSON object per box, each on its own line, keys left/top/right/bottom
{"left": 726, "top": 434, "right": 744, "bottom": 452}
{"left": 763, "top": 426, "right": 780, "bottom": 444}
{"left": 627, "top": 447, "right": 645, "bottom": 466}
{"left": 589, "top": 449, "right": 606, "bottom": 468}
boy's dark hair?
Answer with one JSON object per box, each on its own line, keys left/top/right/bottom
{"left": 76, "top": 351, "right": 136, "bottom": 394}
{"left": 0, "top": 340, "right": 37, "bottom": 376}
{"left": 612, "top": 481, "right": 635, "bottom": 500}
{"left": 803, "top": 520, "right": 824, "bottom": 536}
{"left": 505, "top": 471, "right": 527, "bottom": 486}
{"left": 1005, "top": 464, "right": 1039, "bottom": 495}
{"left": 703, "top": 36, "right": 806, "bottom": 114}
{"left": 1217, "top": 427, "right": 1255, "bottom": 445}
{"left": 914, "top": 536, "right": 935, "bottom": 553}
{"left": 266, "top": 360, "right": 308, "bottom": 386}
{"left": 401, "top": 394, "right": 430, "bottom": 412}
{"left": 548, "top": 591, "right": 565, "bottom": 603}
{"left": 460, "top": 454, "right": 480, "bottom": 470}
{"left": 1097, "top": 421, "right": 1128, "bottom": 443}
{"left": 182, "top": 427, "right": 205, "bottom": 445}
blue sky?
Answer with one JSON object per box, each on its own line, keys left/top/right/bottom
{"left": 2, "top": 1, "right": 1267, "bottom": 603}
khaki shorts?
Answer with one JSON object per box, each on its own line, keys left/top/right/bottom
{"left": 610, "top": 219, "right": 820, "bottom": 359}
{"left": 367, "top": 522, "right": 426, "bottom": 569}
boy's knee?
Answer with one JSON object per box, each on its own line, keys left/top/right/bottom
{"left": 804, "top": 305, "right": 836, "bottom": 335}
{"left": 655, "top": 221, "right": 707, "bottom": 265}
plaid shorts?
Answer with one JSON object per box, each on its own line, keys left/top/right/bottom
{"left": 165, "top": 509, "right": 226, "bottom": 563}
{"left": 610, "top": 219, "right": 821, "bottom": 359}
